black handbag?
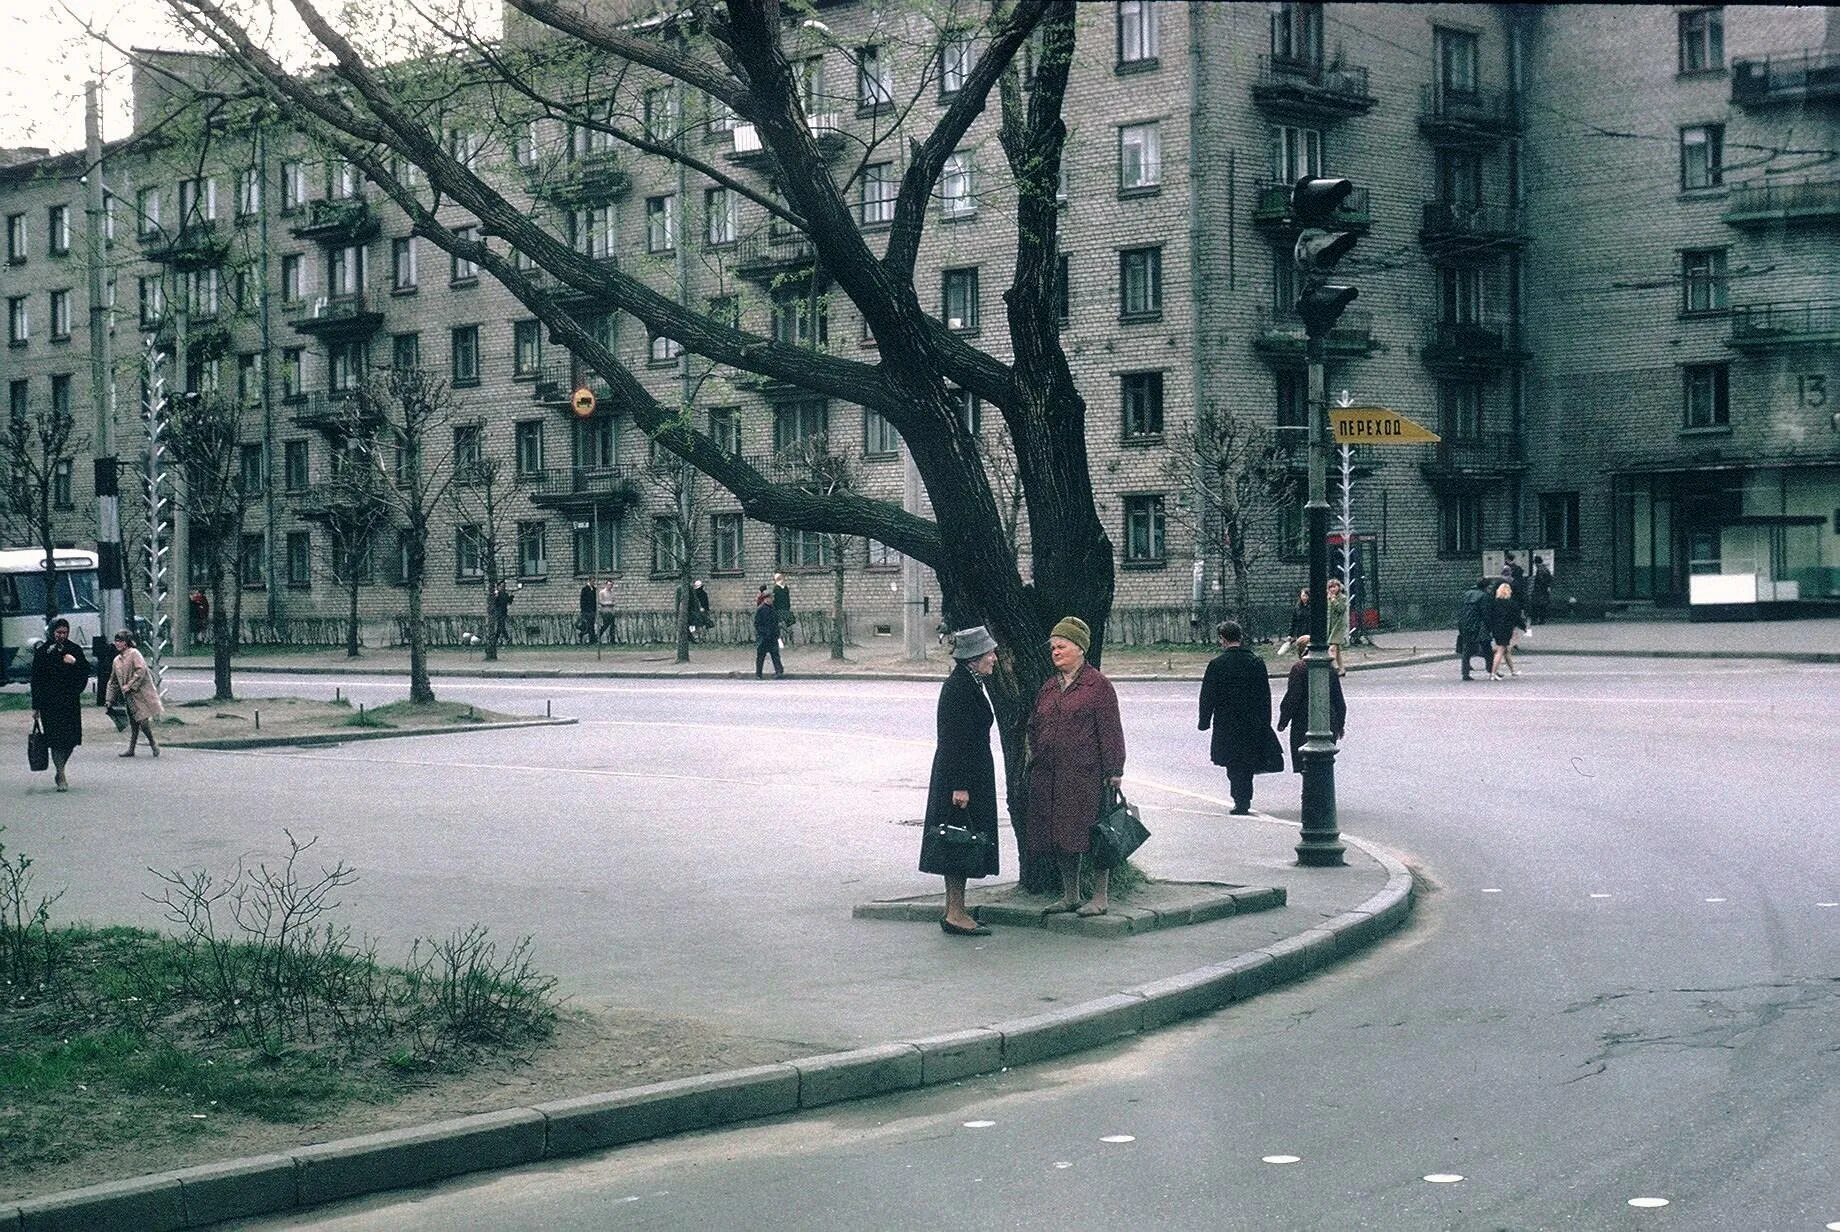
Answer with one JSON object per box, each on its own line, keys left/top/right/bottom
{"left": 27, "top": 716, "right": 49, "bottom": 772}
{"left": 1089, "top": 786, "right": 1150, "bottom": 870}
{"left": 935, "top": 820, "right": 992, "bottom": 853}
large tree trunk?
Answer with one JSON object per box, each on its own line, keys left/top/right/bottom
{"left": 673, "top": 577, "right": 691, "bottom": 664}
{"left": 483, "top": 565, "right": 500, "bottom": 663}
{"left": 830, "top": 556, "right": 845, "bottom": 661}
{"left": 407, "top": 573, "right": 433, "bottom": 704}
{"left": 346, "top": 572, "right": 361, "bottom": 657}
{"left": 208, "top": 561, "right": 232, "bottom": 701}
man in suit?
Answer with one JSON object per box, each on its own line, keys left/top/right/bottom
{"left": 1197, "top": 620, "right": 1282, "bottom": 815}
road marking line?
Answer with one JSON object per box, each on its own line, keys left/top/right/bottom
{"left": 1424, "top": 1173, "right": 1464, "bottom": 1183}
{"left": 1261, "top": 1154, "right": 1301, "bottom": 1164}
{"left": 1100, "top": 1134, "right": 1135, "bottom": 1144}
{"left": 1627, "top": 1197, "right": 1670, "bottom": 1209}
{"left": 216, "top": 749, "right": 770, "bottom": 789}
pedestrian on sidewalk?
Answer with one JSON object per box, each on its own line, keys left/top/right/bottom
{"left": 1198, "top": 620, "right": 1284, "bottom": 815}
{"left": 576, "top": 583, "right": 597, "bottom": 644}
{"left": 921, "top": 626, "right": 1003, "bottom": 937}
{"left": 1529, "top": 555, "right": 1554, "bottom": 625}
{"left": 771, "top": 572, "right": 794, "bottom": 641}
{"left": 1501, "top": 552, "right": 1528, "bottom": 607}
{"left": 104, "top": 630, "right": 163, "bottom": 758}
{"left": 688, "top": 579, "right": 711, "bottom": 642}
{"left": 1326, "top": 578, "right": 1350, "bottom": 677}
{"left": 753, "top": 591, "right": 784, "bottom": 679}
{"left": 490, "top": 581, "right": 514, "bottom": 645}
{"left": 1277, "top": 636, "right": 1346, "bottom": 775}
{"left": 597, "top": 579, "right": 617, "bottom": 644}
{"left": 1027, "top": 616, "right": 1125, "bottom": 917}
{"left": 188, "top": 589, "right": 209, "bottom": 646}
{"left": 1488, "top": 581, "right": 1527, "bottom": 679}
{"left": 29, "top": 618, "right": 89, "bottom": 792}
{"left": 1279, "top": 586, "right": 1310, "bottom": 656}
{"left": 1457, "top": 577, "right": 1494, "bottom": 681}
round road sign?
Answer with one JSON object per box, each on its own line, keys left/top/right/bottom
{"left": 571, "top": 387, "right": 597, "bottom": 418}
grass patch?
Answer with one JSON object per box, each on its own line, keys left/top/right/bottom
{"left": 0, "top": 693, "right": 34, "bottom": 712}
{"left": 362, "top": 699, "right": 488, "bottom": 724}
{"left": 342, "top": 708, "right": 395, "bottom": 729}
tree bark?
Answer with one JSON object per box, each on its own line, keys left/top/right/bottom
{"left": 208, "top": 560, "right": 232, "bottom": 702}
{"left": 673, "top": 576, "right": 691, "bottom": 664}
{"left": 346, "top": 572, "right": 361, "bottom": 657}
{"left": 831, "top": 557, "right": 845, "bottom": 661}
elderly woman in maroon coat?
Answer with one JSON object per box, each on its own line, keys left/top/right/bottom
{"left": 1027, "top": 616, "right": 1126, "bottom": 917}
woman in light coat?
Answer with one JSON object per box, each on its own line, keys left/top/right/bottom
{"left": 105, "top": 630, "right": 164, "bottom": 757}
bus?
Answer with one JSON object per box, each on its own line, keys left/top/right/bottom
{"left": 0, "top": 548, "right": 103, "bottom": 679}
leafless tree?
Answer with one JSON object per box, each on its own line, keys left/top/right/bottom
{"left": 163, "top": 392, "right": 254, "bottom": 699}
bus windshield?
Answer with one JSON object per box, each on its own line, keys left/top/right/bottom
{"left": 8, "top": 569, "right": 101, "bottom": 616}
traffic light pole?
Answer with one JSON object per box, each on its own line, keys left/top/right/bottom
{"left": 1296, "top": 335, "right": 1346, "bottom": 866}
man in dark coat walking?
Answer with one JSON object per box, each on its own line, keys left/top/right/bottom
{"left": 919, "top": 626, "right": 1002, "bottom": 936}
{"left": 753, "top": 592, "right": 784, "bottom": 679}
{"left": 1457, "top": 577, "right": 1494, "bottom": 680}
{"left": 1197, "top": 620, "right": 1282, "bottom": 815}
{"left": 30, "top": 618, "right": 91, "bottom": 792}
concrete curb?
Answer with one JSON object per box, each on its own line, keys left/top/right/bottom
{"left": 172, "top": 716, "right": 577, "bottom": 752}
{"left": 853, "top": 881, "right": 1287, "bottom": 936}
{"left": 4, "top": 837, "right": 1416, "bottom": 1230}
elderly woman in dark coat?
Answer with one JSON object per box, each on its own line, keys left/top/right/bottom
{"left": 30, "top": 617, "right": 90, "bottom": 792}
{"left": 1277, "top": 636, "right": 1346, "bottom": 775}
{"left": 1027, "top": 616, "right": 1126, "bottom": 917}
{"left": 1198, "top": 620, "right": 1284, "bottom": 815}
{"left": 919, "top": 626, "right": 1003, "bottom": 937}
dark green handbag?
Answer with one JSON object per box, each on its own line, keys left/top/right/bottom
{"left": 1089, "top": 787, "right": 1149, "bottom": 870}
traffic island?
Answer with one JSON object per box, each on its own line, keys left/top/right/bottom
{"left": 852, "top": 879, "right": 1285, "bottom": 937}
{"left": 140, "top": 696, "right": 575, "bottom": 750}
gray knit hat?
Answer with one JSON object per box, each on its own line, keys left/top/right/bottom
{"left": 950, "top": 625, "right": 998, "bottom": 659}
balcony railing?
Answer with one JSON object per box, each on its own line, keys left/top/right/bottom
{"left": 1419, "top": 201, "right": 1528, "bottom": 251}
{"left": 1251, "top": 55, "right": 1376, "bottom": 116}
{"left": 1251, "top": 305, "right": 1376, "bottom": 357}
{"left": 524, "top": 150, "right": 632, "bottom": 206}
{"left": 290, "top": 196, "right": 379, "bottom": 245}
{"left": 142, "top": 221, "right": 229, "bottom": 269}
{"left": 1728, "top": 300, "right": 1840, "bottom": 350}
{"left": 1250, "top": 179, "right": 1372, "bottom": 232}
{"left": 290, "top": 289, "right": 384, "bottom": 338}
{"left": 290, "top": 390, "right": 372, "bottom": 432}
{"left": 525, "top": 465, "right": 641, "bottom": 511}
{"left": 733, "top": 231, "right": 818, "bottom": 282}
{"left": 1421, "top": 318, "right": 1527, "bottom": 368}
{"left": 1732, "top": 49, "right": 1840, "bottom": 105}
{"left": 1723, "top": 178, "right": 1840, "bottom": 226}
{"left": 1419, "top": 431, "right": 1524, "bottom": 477}
{"left": 1418, "top": 85, "right": 1520, "bottom": 140}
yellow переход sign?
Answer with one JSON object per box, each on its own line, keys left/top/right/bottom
{"left": 1330, "top": 407, "right": 1441, "bottom": 445}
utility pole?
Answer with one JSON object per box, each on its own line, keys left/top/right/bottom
{"left": 85, "top": 83, "right": 125, "bottom": 654}
{"left": 258, "top": 120, "right": 280, "bottom": 623}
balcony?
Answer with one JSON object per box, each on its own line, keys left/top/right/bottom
{"left": 289, "top": 197, "right": 379, "bottom": 246}
{"left": 1417, "top": 85, "right": 1520, "bottom": 143}
{"left": 733, "top": 231, "right": 819, "bottom": 285}
{"left": 1274, "top": 433, "right": 1381, "bottom": 474}
{"left": 151, "top": 317, "right": 231, "bottom": 360}
{"left": 1418, "top": 431, "right": 1525, "bottom": 487}
{"left": 1250, "top": 179, "right": 1372, "bottom": 234}
{"left": 1251, "top": 305, "right": 1377, "bottom": 360}
{"left": 1421, "top": 319, "right": 1528, "bottom": 371}
{"left": 524, "top": 151, "right": 632, "bottom": 207}
{"left": 1418, "top": 201, "right": 1528, "bottom": 257}
{"left": 525, "top": 465, "right": 641, "bottom": 513}
{"left": 293, "top": 478, "right": 388, "bottom": 522}
{"left": 290, "top": 290, "right": 384, "bottom": 339}
{"left": 289, "top": 390, "right": 373, "bottom": 434}
{"left": 1250, "top": 55, "right": 1376, "bottom": 118}
{"left": 142, "top": 220, "right": 229, "bottom": 270}
{"left": 727, "top": 117, "right": 847, "bottom": 169}
{"left": 1727, "top": 300, "right": 1840, "bottom": 351}
{"left": 1732, "top": 50, "right": 1840, "bottom": 107}
{"left": 1722, "top": 178, "right": 1840, "bottom": 228}
{"left": 547, "top": 256, "right": 621, "bottom": 311}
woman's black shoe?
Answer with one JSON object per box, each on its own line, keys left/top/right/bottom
{"left": 940, "top": 918, "right": 991, "bottom": 937}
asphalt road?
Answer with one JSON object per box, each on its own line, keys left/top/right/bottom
{"left": 183, "top": 654, "right": 1840, "bottom": 1231}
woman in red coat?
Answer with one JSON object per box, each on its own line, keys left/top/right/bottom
{"left": 1027, "top": 616, "right": 1126, "bottom": 917}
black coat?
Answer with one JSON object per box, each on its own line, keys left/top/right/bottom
{"left": 1277, "top": 659, "right": 1347, "bottom": 773}
{"left": 1488, "top": 594, "right": 1526, "bottom": 645}
{"left": 1288, "top": 601, "right": 1311, "bottom": 640}
{"left": 918, "top": 664, "right": 1000, "bottom": 878}
{"left": 1457, "top": 586, "right": 1492, "bottom": 649}
{"left": 30, "top": 636, "right": 91, "bottom": 752}
{"left": 752, "top": 602, "right": 780, "bottom": 645}
{"left": 1198, "top": 646, "right": 1283, "bottom": 775}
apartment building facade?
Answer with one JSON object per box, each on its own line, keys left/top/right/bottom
{"left": 1, "top": 2, "right": 1833, "bottom": 648}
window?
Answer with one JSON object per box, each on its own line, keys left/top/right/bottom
{"left": 705, "top": 92, "right": 739, "bottom": 135}
{"left": 7, "top": 379, "right": 25, "bottom": 416}
{"left": 649, "top": 331, "right": 682, "bottom": 363}
{"left": 137, "top": 277, "right": 163, "bottom": 327}
{"left": 237, "top": 352, "right": 261, "bottom": 404}
{"left": 1122, "top": 372, "right": 1164, "bottom": 437}
{"left": 940, "top": 29, "right": 977, "bottom": 96}
{"left": 186, "top": 268, "right": 221, "bottom": 317}
{"left": 572, "top": 520, "right": 618, "bottom": 575}
{"left": 517, "top": 521, "right": 548, "bottom": 578}
{"left": 514, "top": 119, "right": 541, "bottom": 167}
{"left": 52, "top": 459, "right": 73, "bottom": 510}
{"left": 280, "top": 348, "right": 304, "bottom": 400}
{"left": 1679, "top": 8, "right": 1724, "bottom": 73}
{"left": 451, "top": 325, "right": 480, "bottom": 385}
{"left": 237, "top": 168, "right": 261, "bottom": 216}
{"left": 238, "top": 442, "right": 265, "bottom": 496}
{"left": 50, "top": 373, "right": 71, "bottom": 420}
{"left": 391, "top": 332, "right": 421, "bottom": 373}
{"left": 571, "top": 205, "right": 615, "bottom": 258}
{"left": 332, "top": 527, "right": 371, "bottom": 585}
{"left": 953, "top": 388, "right": 981, "bottom": 434}
{"left": 867, "top": 539, "right": 902, "bottom": 569}
{"left": 1540, "top": 492, "right": 1582, "bottom": 553}
{"left": 1681, "top": 249, "right": 1728, "bottom": 314}
{"left": 449, "top": 129, "right": 483, "bottom": 170}
{"left": 705, "top": 187, "right": 736, "bottom": 245}
{"left": 327, "top": 245, "right": 362, "bottom": 298}
{"left": 575, "top": 415, "right": 616, "bottom": 468}
{"left": 865, "top": 406, "right": 901, "bottom": 456}
{"left": 942, "top": 266, "right": 979, "bottom": 331}
{"left": 941, "top": 151, "right": 975, "bottom": 217}
{"left": 1437, "top": 149, "right": 1483, "bottom": 206}
{"left": 47, "top": 205, "right": 69, "bottom": 255}
{"left": 280, "top": 161, "right": 305, "bottom": 211}
{"left": 5, "top": 213, "right": 26, "bottom": 262}
{"left": 328, "top": 340, "right": 366, "bottom": 393}
{"left": 796, "top": 55, "right": 825, "bottom": 114}
{"left": 859, "top": 45, "right": 894, "bottom": 110}
{"left": 1439, "top": 381, "right": 1483, "bottom": 438}
{"left": 1124, "top": 495, "right": 1166, "bottom": 563}
{"left": 709, "top": 406, "right": 741, "bottom": 454}
{"left": 239, "top": 533, "right": 266, "bottom": 588}
{"left": 284, "top": 440, "right": 309, "bottom": 491}
{"left": 777, "top": 525, "right": 836, "bottom": 568}
{"left": 1681, "top": 125, "right": 1723, "bottom": 190}
{"left": 515, "top": 420, "right": 544, "bottom": 475}
{"left": 708, "top": 295, "right": 740, "bottom": 332}
{"left": 1055, "top": 252, "right": 1071, "bottom": 324}
{"left": 388, "top": 530, "right": 414, "bottom": 584}
{"left": 643, "top": 87, "right": 681, "bottom": 144}
{"left": 136, "top": 187, "right": 161, "bottom": 238}
{"left": 513, "top": 320, "right": 541, "bottom": 378}
{"left": 646, "top": 194, "right": 677, "bottom": 252}
{"left": 1435, "top": 26, "right": 1479, "bottom": 94}
{"left": 860, "top": 162, "right": 896, "bottom": 226}
{"left": 651, "top": 516, "right": 685, "bottom": 576}
{"left": 178, "top": 177, "right": 217, "bottom": 224}
{"left": 7, "top": 296, "right": 28, "bottom": 344}
{"left": 453, "top": 424, "right": 483, "bottom": 469}
{"left": 1439, "top": 267, "right": 1484, "bottom": 324}
{"left": 1271, "top": 125, "right": 1322, "bottom": 182}
{"left": 48, "top": 289, "right": 70, "bottom": 340}
{"left": 773, "top": 399, "right": 828, "bottom": 453}
{"left": 455, "top": 524, "right": 485, "bottom": 580}
{"left": 1117, "top": 1, "right": 1159, "bottom": 66}
{"left": 1119, "top": 246, "right": 1162, "bottom": 320}
{"left": 771, "top": 294, "right": 828, "bottom": 348}
{"left": 1119, "top": 123, "right": 1161, "bottom": 194}
{"left": 1270, "top": 2, "right": 1323, "bottom": 65}
{"left": 712, "top": 512, "right": 744, "bottom": 573}
{"left": 451, "top": 226, "right": 480, "bottom": 282}
{"left": 1439, "top": 494, "right": 1483, "bottom": 555}
{"left": 281, "top": 253, "right": 304, "bottom": 304}
{"left": 1683, "top": 362, "right": 1729, "bottom": 428}
{"left": 232, "top": 269, "right": 251, "bottom": 311}
{"left": 392, "top": 237, "right": 418, "bottom": 290}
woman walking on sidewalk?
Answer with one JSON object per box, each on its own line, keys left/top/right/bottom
{"left": 29, "top": 618, "right": 90, "bottom": 791}
{"left": 1488, "top": 581, "right": 1527, "bottom": 679}
{"left": 920, "top": 627, "right": 1003, "bottom": 937}
{"left": 105, "top": 630, "right": 163, "bottom": 757}
{"left": 1027, "top": 617, "right": 1126, "bottom": 917}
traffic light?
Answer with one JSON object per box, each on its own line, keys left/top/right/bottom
{"left": 1291, "top": 176, "right": 1359, "bottom": 338}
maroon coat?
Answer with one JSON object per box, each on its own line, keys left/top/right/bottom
{"left": 1026, "top": 665, "right": 1126, "bottom": 855}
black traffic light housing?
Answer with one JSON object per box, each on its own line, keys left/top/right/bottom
{"left": 1290, "top": 175, "right": 1359, "bottom": 338}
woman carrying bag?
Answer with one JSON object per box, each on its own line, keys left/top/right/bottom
{"left": 104, "top": 630, "right": 164, "bottom": 758}
{"left": 29, "top": 618, "right": 90, "bottom": 792}
{"left": 919, "top": 627, "right": 1003, "bottom": 937}
{"left": 1027, "top": 616, "right": 1127, "bottom": 918}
